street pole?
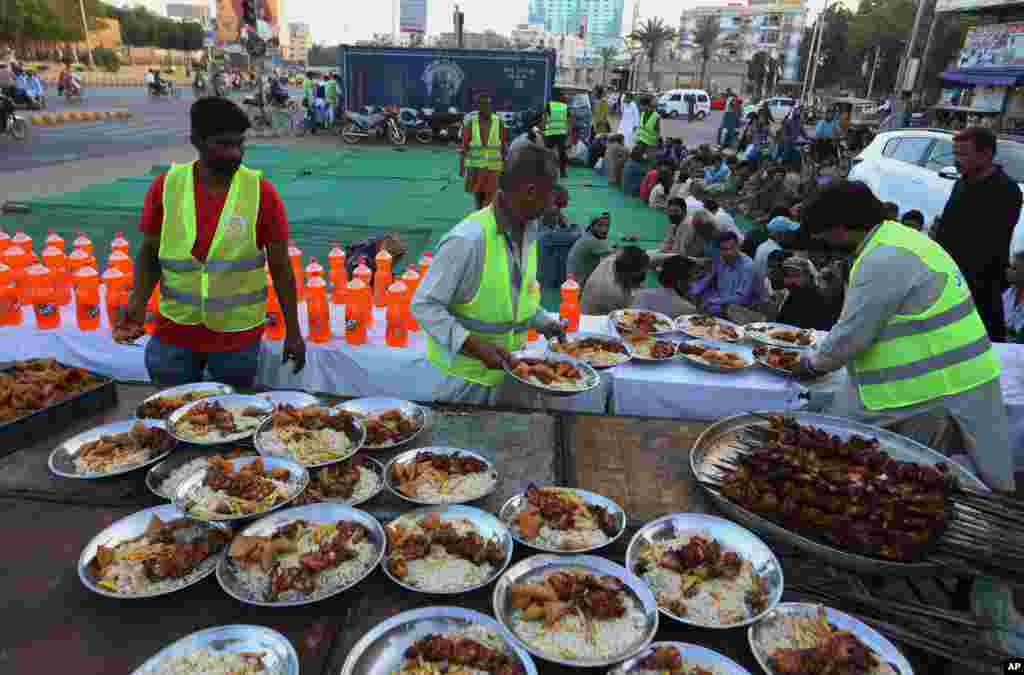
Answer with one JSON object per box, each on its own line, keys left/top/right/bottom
{"left": 897, "top": 0, "right": 929, "bottom": 94}
{"left": 77, "top": 0, "right": 95, "bottom": 68}
{"left": 915, "top": 7, "right": 940, "bottom": 94}
{"left": 867, "top": 44, "right": 881, "bottom": 98}
{"left": 799, "top": 12, "right": 819, "bottom": 104}
{"left": 807, "top": 2, "right": 828, "bottom": 104}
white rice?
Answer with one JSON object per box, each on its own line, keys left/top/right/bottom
{"left": 404, "top": 470, "right": 498, "bottom": 503}
{"left": 91, "top": 525, "right": 219, "bottom": 596}
{"left": 531, "top": 523, "right": 609, "bottom": 551}
{"left": 233, "top": 523, "right": 378, "bottom": 603}
{"left": 258, "top": 426, "right": 353, "bottom": 466}
{"left": 143, "top": 648, "right": 275, "bottom": 675}
{"left": 183, "top": 477, "right": 297, "bottom": 521}
{"left": 389, "top": 516, "right": 495, "bottom": 592}
{"left": 338, "top": 465, "right": 381, "bottom": 504}
{"left": 757, "top": 613, "right": 898, "bottom": 675}
{"left": 175, "top": 409, "right": 263, "bottom": 442}
{"left": 512, "top": 592, "right": 647, "bottom": 662}
{"left": 615, "top": 664, "right": 726, "bottom": 675}
{"left": 638, "top": 534, "right": 759, "bottom": 626}
{"left": 74, "top": 447, "right": 151, "bottom": 475}
{"left": 159, "top": 457, "right": 215, "bottom": 497}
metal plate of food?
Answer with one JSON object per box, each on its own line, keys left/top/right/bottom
{"left": 174, "top": 455, "right": 309, "bottom": 523}
{"left": 49, "top": 419, "right": 176, "bottom": 479}
{"left": 752, "top": 345, "right": 807, "bottom": 378}
{"left": 78, "top": 504, "right": 231, "bottom": 599}
{"left": 691, "top": 412, "right": 986, "bottom": 575}
{"left": 255, "top": 390, "right": 320, "bottom": 409}
{"left": 146, "top": 446, "right": 258, "bottom": 500}
{"left": 335, "top": 397, "right": 429, "bottom": 449}
{"left": 293, "top": 455, "right": 386, "bottom": 508}
{"left": 677, "top": 339, "right": 755, "bottom": 373}
{"left": 608, "top": 642, "right": 753, "bottom": 675}
{"left": 748, "top": 603, "right": 913, "bottom": 675}
{"left": 167, "top": 394, "right": 273, "bottom": 445}
{"left": 499, "top": 485, "right": 627, "bottom": 554}
{"left": 609, "top": 309, "right": 675, "bottom": 336}
{"left": 384, "top": 447, "right": 499, "bottom": 506}
{"left": 217, "top": 502, "right": 385, "bottom": 607}
{"left": 493, "top": 554, "right": 658, "bottom": 668}
{"left": 745, "top": 322, "right": 819, "bottom": 350}
{"left": 675, "top": 315, "right": 746, "bottom": 343}
{"left": 340, "top": 606, "right": 538, "bottom": 675}
{"left": 135, "top": 382, "right": 235, "bottom": 420}
{"left": 620, "top": 334, "right": 678, "bottom": 363}
{"left": 130, "top": 624, "right": 299, "bottom": 675}
{"left": 548, "top": 332, "right": 633, "bottom": 369}
{"left": 625, "top": 513, "right": 783, "bottom": 629}
{"left": 253, "top": 405, "right": 366, "bottom": 468}
{"left": 381, "top": 505, "right": 514, "bottom": 595}
{"left": 504, "top": 351, "right": 601, "bottom": 397}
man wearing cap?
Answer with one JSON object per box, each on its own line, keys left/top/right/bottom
{"left": 753, "top": 213, "right": 800, "bottom": 283}
{"left": 114, "top": 97, "right": 306, "bottom": 387}
{"left": 461, "top": 93, "right": 508, "bottom": 210}
{"left": 566, "top": 213, "right": 614, "bottom": 290}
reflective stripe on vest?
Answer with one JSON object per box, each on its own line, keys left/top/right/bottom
{"left": 849, "top": 221, "right": 1001, "bottom": 411}
{"left": 545, "top": 101, "right": 568, "bottom": 136}
{"left": 635, "top": 111, "right": 658, "bottom": 146}
{"left": 425, "top": 206, "right": 540, "bottom": 387}
{"left": 465, "top": 114, "right": 503, "bottom": 172}
{"left": 158, "top": 161, "right": 268, "bottom": 333}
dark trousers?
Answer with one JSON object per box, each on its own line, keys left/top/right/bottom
{"left": 545, "top": 134, "right": 568, "bottom": 176}
{"left": 145, "top": 335, "right": 261, "bottom": 389}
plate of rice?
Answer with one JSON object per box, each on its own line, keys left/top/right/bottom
{"left": 131, "top": 624, "right": 298, "bottom": 675}
{"left": 135, "top": 382, "right": 235, "bottom": 421}
{"left": 382, "top": 505, "right": 514, "bottom": 594}
{"left": 254, "top": 404, "right": 366, "bottom": 468}
{"left": 146, "top": 447, "right": 258, "bottom": 500}
{"left": 621, "top": 335, "right": 678, "bottom": 362}
{"left": 748, "top": 603, "right": 912, "bottom": 675}
{"left": 168, "top": 395, "right": 273, "bottom": 445}
{"left": 78, "top": 504, "right": 231, "bottom": 599}
{"left": 549, "top": 332, "right": 633, "bottom": 369}
{"left": 50, "top": 420, "right": 177, "bottom": 479}
{"left": 745, "top": 323, "right": 818, "bottom": 350}
{"left": 217, "top": 502, "right": 385, "bottom": 607}
{"left": 499, "top": 485, "right": 626, "bottom": 553}
{"left": 608, "top": 642, "right": 753, "bottom": 675}
{"left": 675, "top": 316, "right": 745, "bottom": 343}
{"left": 174, "top": 455, "right": 308, "bottom": 523}
{"left": 626, "top": 513, "right": 782, "bottom": 630}
{"left": 504, "top": 351, "right": 601, "bottom": 397}
{"left": 385, "top": 447, "right": 499, "bottom": 505}
{"left": 493, "top": 554, "right": 658, "bottom": 668}
{"left": 610, "top": 309, "right": 675, "bottom": 336}
{"left": 676, "top": 340, "right": 755, "bottom": 374}
{"left": 336, "top": 397, "right": 429, "bottom": 449}
{"left": 255, "top": 390, "right": 320, "bottom": 408}
{"left": 340, "top": 606, "right": 537, "bottom": 675}
{"left": 292, "top": 455, "right": 385, "bottom": 508}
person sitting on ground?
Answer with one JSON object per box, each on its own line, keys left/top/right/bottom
{"left": 640, "top": 159, "right": 673, "bottom": 202}
{"left": 901, "top": 209, "right": 925, "bottom": 231}
{"left": 669, "top": 168, "right": 693, "bottom": 200}
{"left": 345, "top": 234, "right": 408, "bottom": 277}
{"left": 631, "top": 255, "right": 697, "bottom": 317}
{"left": 742, "top": 205, "right": 796, "bottom": 258}
{"left": 651, "top": 204, "right": 722, "bottom": 271}
{"left": 754, "top": 213, "right": 802, "bottom": 283}
{"left": 581, "top": 246, "right": 651, "bottom": 315}
{"left": 567, "top": 213, "right": 614, "bottom": 290}
{"left": 776, "top": 256, "right": 842, "bottom": 331}
{"left": 270, "top": 77, "right": 289, "bottom": 106}
{"left": 605, "top": 133, "right": 627, "bottom": 186}
{"left": 622, "top": 144, "right": 649, "bottom": 197}
{"left": 539, "top": 185, "right": 573, "bottom": 232}
{"left": 702, "top": 198, "right": 743, "bottom": 244}
{"left": 1003, "top": 253, "right": 1024, "bottom": 343}
{"left": 882, "top": 201, "right": 900, "bottom": 222}
{"left": 690, "top": 231, "right": 771, "bottom": 317}
{"left": 813, "top": 109, "right": 838, "bottom": 163}
{"left": 647, "top": 167, "right": 675, "bottom": 210}
{"left": 25, "top": 70, "right": 43, "bottom": 106}
{"left": 702, "top": 154, "right": 732, "bottom": 193}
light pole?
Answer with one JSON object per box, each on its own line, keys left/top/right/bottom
{"left": 78, "top": 0, "right": 95, "bottom": 68}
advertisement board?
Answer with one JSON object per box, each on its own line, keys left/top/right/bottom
{"left": 400, "top": 0, "right": 428, "bottom": 34}
{"left": 937, "top": 0, "right": 1021, "bottom": 12}
{"left": 956, "top": 22, "right": 1024, "bottom": 68}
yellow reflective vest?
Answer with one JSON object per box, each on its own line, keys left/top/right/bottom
{"left": 158, "top": 161, "right": 268, "bottom": 332}
{"left": 635, "top": 110, "right": 659, "bottom": 146}
{"left": 545, "top": 101, "right": 568, "bottom": 136}
{"left": 425, "top": 206, "right": 540, "bottom": 386}
{"left": 465, "top": 113, "right": 503, "bottom": 172}
{"left": 849, "top": 221, "right": 1001, "bottom": 411}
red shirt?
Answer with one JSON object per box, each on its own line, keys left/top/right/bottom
{"left": 639, "top": 169, "right": 659, "bottom": 202}
{"left": 138, "top": 170, "right": 289, "bottom": 352}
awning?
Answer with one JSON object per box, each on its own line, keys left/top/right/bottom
{"left": 940, "top": 66, "right": 1024, "bottom": 86}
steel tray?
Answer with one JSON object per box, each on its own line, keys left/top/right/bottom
{"left": 504, "top": 351, "right": 601, "bottom": 398}
{"left": 131, "top": 624, "right": 298, "bottom": 675}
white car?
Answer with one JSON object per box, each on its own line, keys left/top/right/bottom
{"left": 848, "top": 129, "right": 1024, "bottom": 246}
{"left": 657, "top": 89, "right": 711, "bottom": 119}
{"left": 743, "top": 96, "right": 797, "bottom": 121}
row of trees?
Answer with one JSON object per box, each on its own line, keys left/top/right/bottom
{"left": 99, "top": 4, "right": 204, "bottom": 51}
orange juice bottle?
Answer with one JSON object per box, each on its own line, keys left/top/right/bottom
{"left": 0, "top": 230, "right": 10, "bottom": 256}
{"left": 385, "top": 280, "right": 409, "bottom": 347}
{"left": 373, "top": 248, "right": 393, "bottom": 308}
{"left": 401, "top": 266, "right": 421, "bottom": 331}
{"left": 102, "top": 267, "right": 128, "bottom": 328}
{"left": 305, "top": 257, "right": 325, "bottom": 289}
{"left": 288, "top": 241, "right": 304, "bottom": 299}
{"left": 345, "top": 278, "right": 369, "bottom": 346}
{"left": 0, "top": 263, "right": 20, "bottom": 326}
{"left": 4, "top": 245, "right": 29, "bottom": 305}
{"left": 265, "top": 273, "right": 285, "bottom": 341}
{"left": 145, "top": 284, "right": 160, "bottom": 334}
{"left": 67, "top": 248, "right": 90, "bottom": 280}
{"left": 559, "top": 273, "right": 581, "bottom": 332}
{"left": 45, "top": 229, "right": 65, "bottom": 253}
{"left": 306, "top": 276, "right": 331, "bottom": 343}
{"left": 12, "top": 230, "right": 32, "bottom": 254}
{"left": 111, "top": 231, "right": 130, "bottom": 255}
{"left": 73, "top": 266, "right": 101, "bottom": 331}
{"left": 73, "top": 232, "right": 94, "bottom": 256}
{"left": 328, "top": 243, "right": 347, "bottom": 304}
{"left": 108, "top": 250, "right": 134, "bottom": 289}
{"left": 353, "top": 257, "right": 373, "bottom": 326}
{"left": 25, "top": 264, "right": 60, "bottom": 330}
{"left": 418, "top": 252, "right": 432, "bottom": 279}
{"left": 42, "top": 245, "right": 70, "bottom": 306}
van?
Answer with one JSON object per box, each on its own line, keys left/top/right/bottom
{"left": 657, "top": 89, "right": 711, "bottom": 119}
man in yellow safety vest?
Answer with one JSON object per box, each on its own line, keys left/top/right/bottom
{"left": 412, "top": 143, "right": 566, "bottom": 406}
{"left": 543, "top": 92, "right": 574, "bottom": 178}
{"left": 460, "top": 93, "right": 508, "bottom": 210}
{"left": 633, "top": 95, "right": 660, "bottom": 155}
{"left": 114, "top": 97, "right": 306, "bottom": 386}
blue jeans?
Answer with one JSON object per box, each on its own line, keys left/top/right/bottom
{"left": 145, "top": 336, "right": 261, "bottom": 389}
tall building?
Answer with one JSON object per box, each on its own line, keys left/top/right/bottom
{"left": 287, "top": 22, "right": 312, "bottom": 64}
{"left": 527, "top": 0, "right": 624, "bottom": 54}
{"left": 512, "top": 23, "right": 585, "bottom": 69}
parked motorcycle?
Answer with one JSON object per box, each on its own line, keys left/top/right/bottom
{"left": 415, "top": 109, "right": 462, "bottom": 144}
{"left": 2, "top": 102, "right": 28, "bottom": 141}
{"left": 341, "top": 110, "right": 406, "bottom": 145}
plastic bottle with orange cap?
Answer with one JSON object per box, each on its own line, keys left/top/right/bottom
{"left": 74, "top": 266, "right": 101, "bottom": 331}
{"left": 25, "top": 264, "right": 60, "bottom": 330}
{"left": 328, "top": 243, "right": 347, "bottom": 305}
{"left": 373, "top": 248, "right": 393, "bottom": 309}
{"left": 102, "top": 267, "right": 129, "bottom": 329}
{"left": 288, "top": 241, "right": 304, "bottom": 300}
{"left": 0, "top": 262, "right": 21, "bottom": 326}
{"left": 307, "top": 275, "right": 331, "bottom": 343}
{"left": 352, "top": 257, "right": 373, "bottom": 327}
{"left": 385, "top": 280, "right": 409, "bottom": 348}
{"left": 345, "top": 278, "right": 371, "bottom": 346}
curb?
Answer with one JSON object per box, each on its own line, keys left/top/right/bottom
{"left": 29, "top": 110, "right": 133, "bottom": 125}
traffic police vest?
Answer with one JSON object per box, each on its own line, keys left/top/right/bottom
{"left": 465, "top": 113, "right": 503, "bottom": 172}
{"left": 635, "top": 110, "right": 659, "bottom": 146}
{"left": 545, "top": 101, "right": 568, "bottom": 136}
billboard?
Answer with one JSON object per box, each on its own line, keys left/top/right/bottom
{"left": 937, "top": 0, "right": 1021, "bottom": 11}
{"left": 956, "top": 22, "right": 1024, "bottom": 68}
{"left": 400, "top": 0, "right": 428, "bottom": 34}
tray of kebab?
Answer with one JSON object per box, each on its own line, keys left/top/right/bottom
{"left": 689, "top": 412, "right": 1018, "bottom": 577}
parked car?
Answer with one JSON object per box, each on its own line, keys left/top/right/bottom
{"left": 743, "top": 96, "right": 797, "bottom": 121}
{"left": 657, "top": 89, "right": 711, "bottom": 119}
{"left": 848, "top": 128, "right": 1024, "bottom": 242}
{"left": 710, "top": 93, "right": 742, "bottom": 111}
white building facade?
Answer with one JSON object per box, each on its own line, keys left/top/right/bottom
{"left": 287, "top": 22, "right": 312, "bottom": 64}
{"left": 527, "top": 0, "right": 625, "bottom": 55}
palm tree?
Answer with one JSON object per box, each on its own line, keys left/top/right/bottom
{"left": 628, "top": 18, "right": 677, "bottom": 90}
{"left": 693, "top": 15, "right": 721, "bottom": 88}
{"left": 598, "top": 46, "right": 618, "bottom": 85}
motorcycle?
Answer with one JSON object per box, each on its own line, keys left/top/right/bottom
{"left": 148, "top": 81, "right": 178, "bottom": 99}
{"left": 2, "top": 102, "right": 28, "bottom": 141}
{"left": 193, "top": 75, "right": 206, "bottom": 95}
{"left": 341, "top": 109, "right": 406, "bottom": 145}
{"left": 415, "top": 109, "right": 462, "bottom": 144}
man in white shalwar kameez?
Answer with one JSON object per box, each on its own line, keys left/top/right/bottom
{"left": 619, "top": 94, "right": 640, "bottom": 148}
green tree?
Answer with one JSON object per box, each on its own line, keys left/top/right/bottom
{"left": 0, "top": 0, "right": 70, "bottom": 47}
{"left": 598, "top": 46, "right": 618, "bottom": 85}
{"left": 628, "top": 17, "right": 677, "bottom": 89}
{"left": 692, "top": 14, "right": 721, "bottom": 88}
{"left": 796, "top": 4, "right": 854, "bottom": 93}
{"left": 846, "top": 0, "right": 916, "bottom": 95}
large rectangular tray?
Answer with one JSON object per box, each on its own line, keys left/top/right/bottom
{"left": 0, "top": 360, "right": 117, "bottom": 459}
{"left": 690, "top": 411, "right": 988, "bottom": 576}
